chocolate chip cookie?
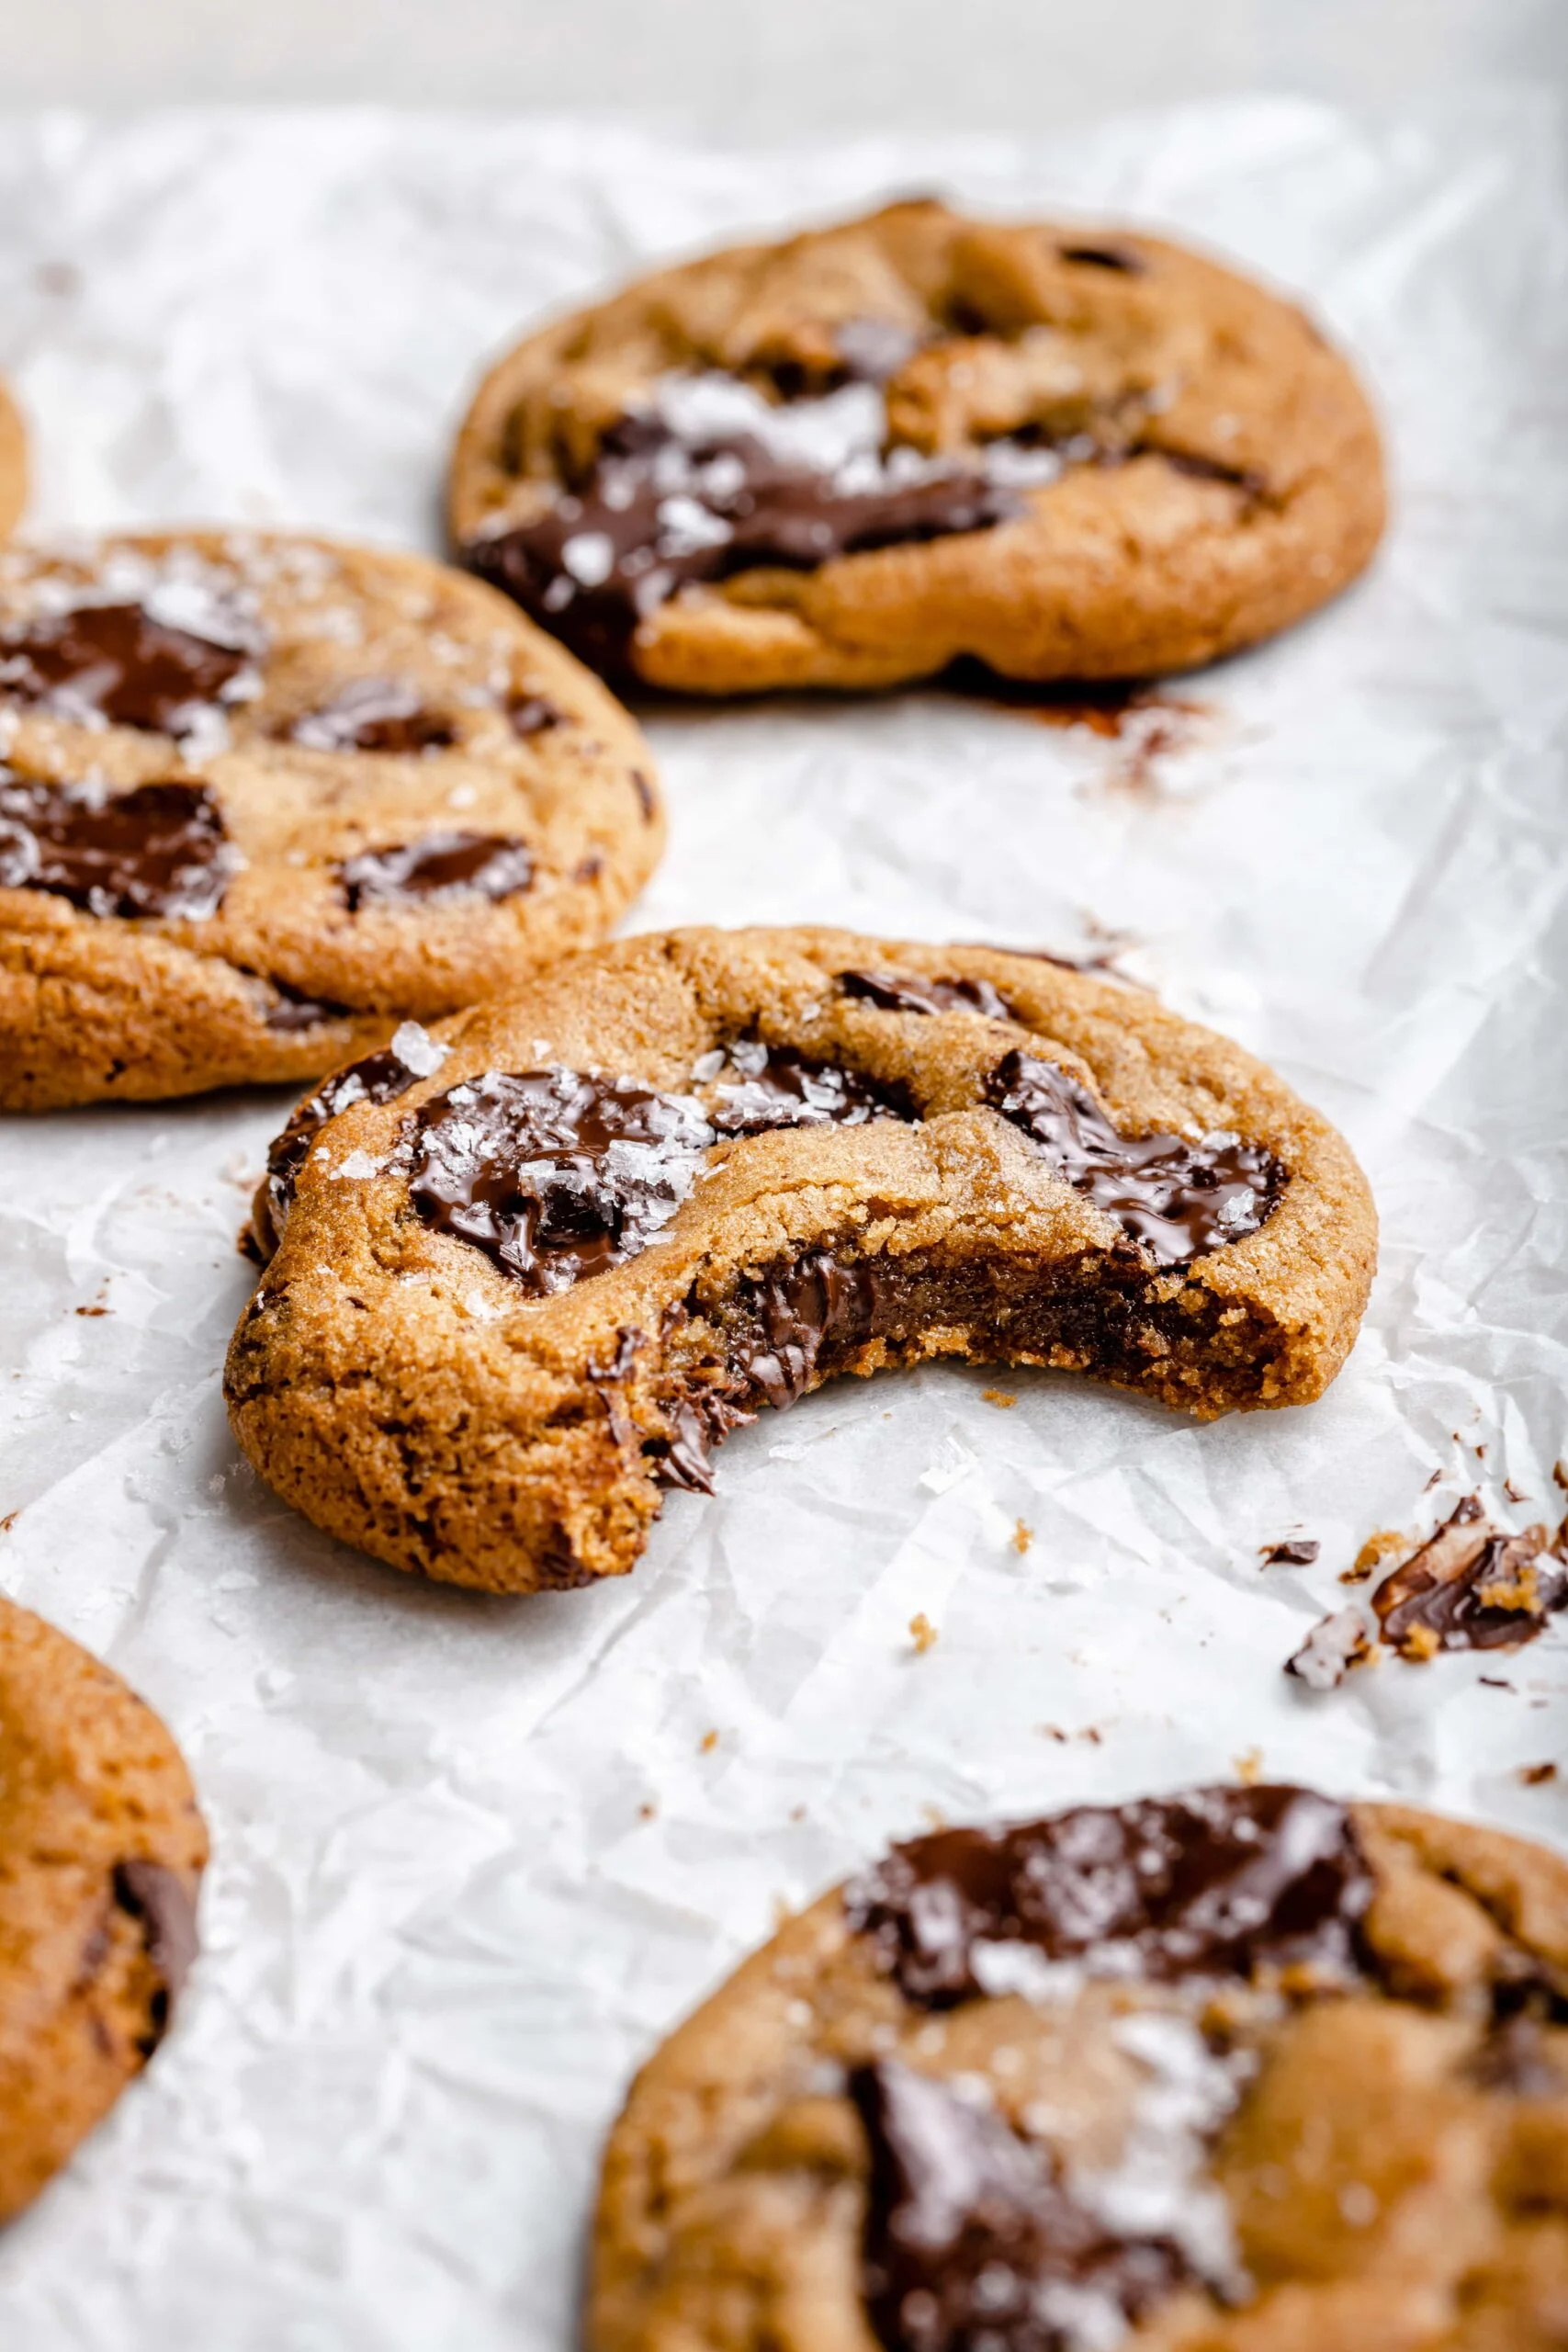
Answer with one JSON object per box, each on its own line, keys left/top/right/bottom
{"left": 0, "top": 1595, "right": 207, "bottom": 2222}
{"left": 450, "top": 199, "right": 1384, "bottom": 695}
{"left": 591, "top": 1784, "right": 1568, "bottom": 2352}
{"left": 0, "top": 379, "right": 24, "bottom": 538}
{"left": 225, "top": 927, "right": 1375, "bottom": 1595}
{"left": 0, "top": 531, "right": 662, "bottom": 1108}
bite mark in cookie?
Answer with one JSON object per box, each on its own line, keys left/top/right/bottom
{"left": 451, "top": 198, "right": 1385, "bottom": 694}
{"left": 226, "top": 928, "right": 1375, "bottom": 1595}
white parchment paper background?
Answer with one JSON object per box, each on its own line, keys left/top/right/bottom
{"left": 0, "top": 95, "right": 1565, "bottom": 2348}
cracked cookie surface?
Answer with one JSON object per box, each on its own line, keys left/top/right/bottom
{"left": 450, "top": 199, "right": 1384, "bottom": 695}
{"left": 590, "top": 1786, "right": 1568, "bottom": 2352}
{"left": 225, "top": 927, "right": 1375, "bottom": 1596}
{"left": 0, "top": 531, "right": 662, "bottom": 1107}
{"left": 0, "top": 1596, "right": 207, "bottom": 2222}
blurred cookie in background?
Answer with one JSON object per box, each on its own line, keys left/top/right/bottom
{"left": 0, "top": 531, "right": 662, "bottom": 1107}
{"left": 0, "top": 1595, "right": 207, "bottom": 2222}
{"left": 592, "top": 1784, "right": 1568, "bottom": 2351}
{"left": 451, "top": 198, "right": 1384, "bottom": 696}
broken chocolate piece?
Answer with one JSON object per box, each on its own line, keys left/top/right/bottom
{"left": 705, "top": 1037, "right": 912, "bottom": 1134}
{"left": 289, "top": 677, "right": 456, "bottom": 754}
{"left": 339, "top": 831, "right": 535, "bottom": 910}
{"left": 852, "top": 2059, "right": 1189, "bottom": 2352}
{"left": 407, "top": 1068, "right": 715, "bottom": 1295}
{"left": 1263, "top": 1539, "right": 1320, "bottom": 1566}
{"left": 1371, "top": 1497, "right": 1568, "bottom": 1657}
{"left": 255, "top": 1026, "right": 446, "bottom": 1255}
{"left": 0, "top": 602, "right": 252, "bottom": 733}
{"left": 845, "top": 1785, "right": 1372, "bottom": 2007}
{"left": 840, "top": 967, "right": 1016, "bottom": 1021}
{"left": 984, "top": 1048, "right": 1283, "bottom": 1267}
{"left": 0, "top": 775, "right": 235, "bottom": 921}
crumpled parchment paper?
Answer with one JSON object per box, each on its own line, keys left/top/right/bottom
{"left": 0, "top": 93, "right": 1564, "bottom": 2351}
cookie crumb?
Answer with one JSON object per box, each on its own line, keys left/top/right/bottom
{"left": 699, "top": 1729, "right": 719, "bottom": 1754}
{"left": 1012, "top": 1519, "right": 1032, "bottom": 1555}
{"left": 1261, "top": 1538, "right": 1319, "bottom": 1566}
{"left": 638, "top": 1801, "right": 657, "bottom": 1820}
{"left": 1341, "top": 1528, "right": 1406, "bottom": 1584}
{"left": 980, "top": 1388, "right": 1016, "bottom": 1408}
{"left": 1234, "top": 1747, "right": 1264, "bottom": 1785}
{"left": 1555, "top": 1461, "right": 1568, "bottom": 1492}
{"left": 908, "top": 1611, "right": 938, "bottom": 1655}
{"left": 0, "top": 1510, "right": 17, "bottom": 1534}
{"left": 73, "top": 1301, "right": 110, "bottom": 1317}
{"left": 1399, "top": 1623, "right": 1442, "bottom": 1662}
{"left": 1039, "top": 1724, "right": 1067, "bottom": 1742}
{"left": 1504, "top": 1479, "right": 1527, "bottom": 1503}
{"left": 1519, "top": 1761, "right": 1558, "bottom": 1786}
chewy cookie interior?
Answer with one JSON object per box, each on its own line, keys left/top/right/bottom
{"left": 226, "top": 927, "right": 1374, "bottom": 1593}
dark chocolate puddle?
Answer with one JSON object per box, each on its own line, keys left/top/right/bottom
{"left": 985, "top": 1049, "right": 1283, "bottom": 1268}
{"left": 840, "top": 967, "right": 1016, "bottom": 1021}
{"left": 844, "top": 1785, "right": 1374, "bottom": 2007}
{"left": 288, "top": 678, "right": 456, "bottom": 754}
{"left": 462, "top": 370, "right": 1050, "bottom": 674}
{"left": 853, "top": 2059, "right": 1190, "bottom": 2352}
{"left": 255, "top": 1032, "right": 441, "bottom": 1255}
{"left": 0, "top": 602, "right": 253, "bottom": 734}
{"left": 0, "top": 775, "right": 235, "bottom": 920}
{"left": 338, "top": 832, "right": 536, "bottom": 911}
{"left": 406, "top": 1069, "right": 716, "bottom": 1295}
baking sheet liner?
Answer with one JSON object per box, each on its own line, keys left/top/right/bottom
{"left": 0, "top": 94, "right": 1565, "bottom": 2347}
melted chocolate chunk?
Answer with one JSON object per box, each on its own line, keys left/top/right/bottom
{"left": 1057, "top": 241, "right": 1145, "bottom": 273}
{"left": 0, "top": 602, "right": 251, "bottom": 733}
{"left": 852, "top": 2060, "right": 1189, "bottom": 2352}
{"left": 289, "top": 677, "right": 455, "bottom": 754}
{"left": 339, "top": 831, "right": 535, "bottom": 911}
{"left": 112, "top": 1860, "right": 197, "bottom": 2050}
{"left": 705, "top": 1038, "right": 912, "bottom": 1134}
{"left": 507, "top": 692, "right": 564, "bottom": 738}
{"left": 846, "top": 1786, "right": 1373, "bottom": 2007}
{"left": 728, "top": 1249, "right": 885, "bottom": 1409}
{"left": 1371, "top": 1497, "right": 1568, "bottom": 1657}
{"left": 465, "top": 385, "right": 1027, "bottom": 673}
{"left": 1153, "top": 448, "right": 1267, "bottom": 501}
{"left": 840, "top": 967, "right": 1016, "bottom": 1021}
{"left": 260, "top": 977, "right": 355, "bottom": 1034}
{"left": 407, "top": 1068, "right": 715, "bottom": 1295}
{"left": 984, "top": 1049, "right": 1283, "bottom": 1267}
{"left": 0, "top": 775, "right": 234, "bottom": 920}
{"left": 256, "top": 1036, "right": 435, "bottom": 1255}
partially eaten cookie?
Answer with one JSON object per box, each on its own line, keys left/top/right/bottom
{"left": 226, "top": 928, "right": 1375, "bottom": 1594}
